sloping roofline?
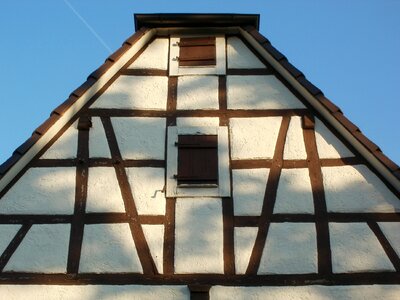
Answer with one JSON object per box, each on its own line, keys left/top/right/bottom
{"left": 1, "top": 13, "right": 399, "bottom": 194}
{"left": 134, "top": 13, "right": 260, "bottom": 31}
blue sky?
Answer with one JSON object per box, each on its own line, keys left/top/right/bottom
{"left": 0, "top": 0, "right": 399, "bottom": 165}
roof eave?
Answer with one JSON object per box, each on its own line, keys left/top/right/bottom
{"left": 239, "top": 26, "right": 400, "bottom": 191}
{"left": 134, "top": 13, "right": 260, "bottom": 31}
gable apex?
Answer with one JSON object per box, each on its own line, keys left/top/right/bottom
{"left": 134, "top": 13, "right": 260, "bottom": 31}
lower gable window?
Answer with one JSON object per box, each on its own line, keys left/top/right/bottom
{"left": 166, "top": 126, "right": 230, "bottom": 197}
{"left": 175, "top": 135, "right": 218, "bottom": 186}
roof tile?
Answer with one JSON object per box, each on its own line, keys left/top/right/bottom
{"left": 71, "top": 77, "right": 97, "bottom": 98}
{"left": 297, "top": 76, "right": 323, "bottom": 96}
{"left": 261, "top": 43, "right": 286, "bottom": 61}
{"left": 87, "top": 60, "right": 114, "bottom": 80}
{"left": 0, "top": 153, "right": 22, "bottom": 176}
{"left": 374, "top": 151, "right": 399, "bottom": 172}
{"left": 333, "top": 112, "right": 359, "bottom": 133}
{"left": 242, "top": 26, "right": 270, "bottom": 44}
{"left": 33, "top": 114, "right": 61, "bottom": 136}
{"left": 316, "top": 95, "right": 342, "bottom": 113}
{"left": 280, "top": 59, "right": 304, "bottom": 78}
{"left": 393, "top": 170, "right": 400, "bottom": 180}
{"left": 52, "top": 95, "right": 79, "bottom": 116}
{"left": 353, "top": 131, "right": 381, "bottom": 152}
{"left": 13, "top": 133, "right": 41, "bottom": 156}
{"left": 124, "top": 27, "right": 148, "bottom": 46}
{"left": 106, "top": 43, "right": 132, "bottom": 63}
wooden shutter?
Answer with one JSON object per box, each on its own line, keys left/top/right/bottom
{"left": 175, "top": 135, "right": 218, "bottom": 186}
{"left": 178, "top": 37, "right": 216, "bottom": 67}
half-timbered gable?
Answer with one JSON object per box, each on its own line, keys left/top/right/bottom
{"left": 0, "top": 14, "right": 399, "bottom": 299}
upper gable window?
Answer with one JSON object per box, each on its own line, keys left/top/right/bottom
{"left": 169, "top": 35, "right": 226, "bottom": 76}
{"left": 178, "top": 37, "right": 216, "bottom": 67}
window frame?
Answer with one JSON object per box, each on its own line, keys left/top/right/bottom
{"left": 166, "top": 126, "right": 230, "bottom": 197}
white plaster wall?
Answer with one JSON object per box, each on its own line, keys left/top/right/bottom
{"left": 126, "top": 167, "right": 166, "bottom": 215}
{"left": 227, "top": 36, "right": 266, "bottom": 69}
{"left": 177, "top": 76, "right": 219, "bottom": 110}
{"left": 175, "top": 198, "right": 224, "bottom": 273}
{"left": 378, "top": 222, "right": 400, "bottom": 257}
{"left": 0, "top": 285, "right": 190, "bottom": 300}
{"left": 4, "top": 224, "right": 70, "bottom": 273}
{"left": 283, "top": 116, "right": 307, "bottom": 160}
{"left": 230, "top": 117, "right": 282, "bottom": 159}
{"left": 227, "top": 75, "right": 306, "bottom": 109}
{"left": 89, "top": 117, "right": 111, "bottom": 158}
{"left": 86, "top": 167, "right": 125, "bottom": 213}
{"left": 323, "top": 165, "right": 400, "bottom": 213}
{"left": 0, "top": 167, "right": 76, "bottom": 214}
{"left": 329, "top": 222, "right": 395, "bottom": 273}
{"left": 176, "top": 117, "right": 219, "bottom": 127}
{"left": 128, "top": 38, "right": 169, "bottom": 70}
{"left": 41, "top": 122, "right": 78, "bottom": 159}
{"left": 142, "top": 225, "right": 164, "bottom": 274}
{"left": 234, "top": 227, "right": 258, "bottom": 274}
{"left": 258, "top": 223, "right": 317, "bottom": 274}
{"left": 232, "top": 169, "right": 269, "bottom": 216}
{"left": 210, "top": 285, "right": 400, "bottom": 300}
{"left": 91, "top": 76, "right": 168, "bottom": 110}
{"left": 111, "top": 117, "right": 165, "bottom": 160}
{"left": 0, "top": 224, "right": 22, "bottom": 255}
{"left": 274, "top": 168, "right": 314, "bottom": 214}
{"left": 315, "top": 118, "right": 354, "bottom": 158}
{"left": 79, "top": 223, "right": 143, "bottom": 273}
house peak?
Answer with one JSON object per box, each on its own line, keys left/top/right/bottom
{"left": 134, "top": 13, "right": 260, "bottom": 31}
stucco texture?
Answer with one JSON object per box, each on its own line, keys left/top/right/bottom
{"left": 227, "top": 36, "right": 266, "bottom": 69}
{"left": 232, "top": 168, "right": 269, "bottom": 216}
{"left": 258, "top": 223, "right": 317, "bottom": 274}
{"left": 111, "top": 117, "right": 165, "bottom": 160}
{"left": 91, "top": 76, "right": 168, "bottom": 110}
{"left": 230, "top": 117, "right": 282, "bottom": 159}
{"left": 177, "top": 76, "right": 219, "bottom": 110}
{"left": 227, "top": 75, "right": 306, "bottom": 109}
{"left": 175, "top": 198, "right": 224, "bottom": 274}
{"left": 329, "top": 222, "right": 394, "bottom": 273}
{"left": 323, "top": 165, "right": 400, "bottom": 212}
{"left": 4, "top": 224, "right": 70, "bottom": 273}
{"left": 79, "top": 223, "right": 143, "bottom": 273}
{"left": 128, "top": 38, "right": 169, "bottom": 70}
{"left": 0, "top": 167, "right": 76, "bottom": 214}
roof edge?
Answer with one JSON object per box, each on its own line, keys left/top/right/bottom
{"left": 0, "top": 27, "right": 153, "bottom": 184}
{"left": 134, "top": 13, "right": 260, "bottom": 31}
{"left": 240, "top": 26, "right": 400, "bottom": 190}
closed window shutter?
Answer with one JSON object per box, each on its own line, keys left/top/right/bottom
{"left": 176, "top": 135, "right": 218, "bottom": 185}
{"left": 178, "top": 37, "right": 216, "bottom": 67}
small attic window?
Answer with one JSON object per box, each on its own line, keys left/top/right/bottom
{"left": 169, "top": 36, "right": 226, "bottom": 76}
{"left": 178, "top": 37, "right": 216, "bottom": 67}
{"left": 175, "top": 135, "right": 218, "bottom": 186}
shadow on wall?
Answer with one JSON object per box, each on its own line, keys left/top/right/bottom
{"left": 0, "top": 76, "right": 400, "bottom": 298}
